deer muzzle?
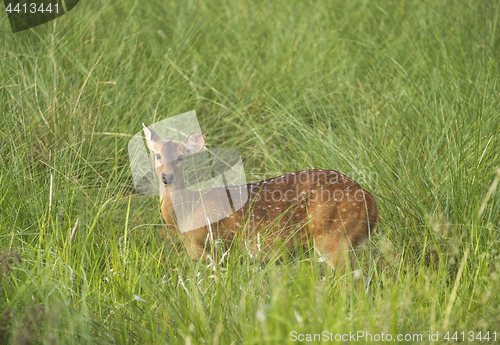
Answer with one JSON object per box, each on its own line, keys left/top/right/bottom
{"left": 162, "top": 173, "right": 174, "bottom": 185}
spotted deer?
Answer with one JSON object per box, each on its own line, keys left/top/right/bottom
{"left": 143, "top": 124, "right": 379, "bottom": 274}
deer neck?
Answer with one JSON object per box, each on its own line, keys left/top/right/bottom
{"left": 159, "top": 180, "right": 199, "bottom": 228}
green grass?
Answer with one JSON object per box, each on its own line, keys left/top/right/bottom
{"left": 1, "top": 0, "right": 500, "bottom": 343}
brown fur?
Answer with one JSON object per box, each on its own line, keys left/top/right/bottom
{"left": 143, "top": 125, "right": 379, "bottom": 272}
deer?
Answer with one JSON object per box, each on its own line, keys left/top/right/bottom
{"left": 142, "top": 124, "right": 379, "bottom": 276}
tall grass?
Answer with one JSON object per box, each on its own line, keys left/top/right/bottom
{"left": 1, "top": 0, "right": 499, "bottom": 343}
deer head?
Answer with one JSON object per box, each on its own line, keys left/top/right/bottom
{"left": 142, "top": 124, "right": 206, "bottom": 191}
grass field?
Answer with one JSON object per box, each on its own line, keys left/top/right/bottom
{"left": 1, "top": 0, "right": 499, "bottom": 343}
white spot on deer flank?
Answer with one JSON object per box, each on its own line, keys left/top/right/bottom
{"left": 236, "top": 222, "right": 241, "bottom": 227}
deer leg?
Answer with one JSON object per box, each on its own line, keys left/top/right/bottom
{"left": 313, "top": 232, "right": 348, "bottom": 273}
{"left": 179, "top": 230, "right": 209, "bottom": 262}
{"left": 312, "top": 213, "right": 371, "bottom": 288}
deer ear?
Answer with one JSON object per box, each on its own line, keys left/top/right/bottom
{"left": 142, "top": 123, "right": 161, "bottom": 151}
{"left": 184, "top": 131, "right": 206, "bottom": 155}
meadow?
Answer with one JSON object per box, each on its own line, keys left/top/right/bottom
{"left": 1, "top": 0, "right": 499, "bottom": 343}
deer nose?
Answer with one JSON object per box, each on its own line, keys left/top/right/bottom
{"left": 162, "top": 173, "right": 174, "bottom": 185}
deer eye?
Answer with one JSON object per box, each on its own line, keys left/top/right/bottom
{"left": 176, "top": 155, "right": 184, "bottom": 164}
{"left": 155, "top": 154, "right": 161, "bottom": 160}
